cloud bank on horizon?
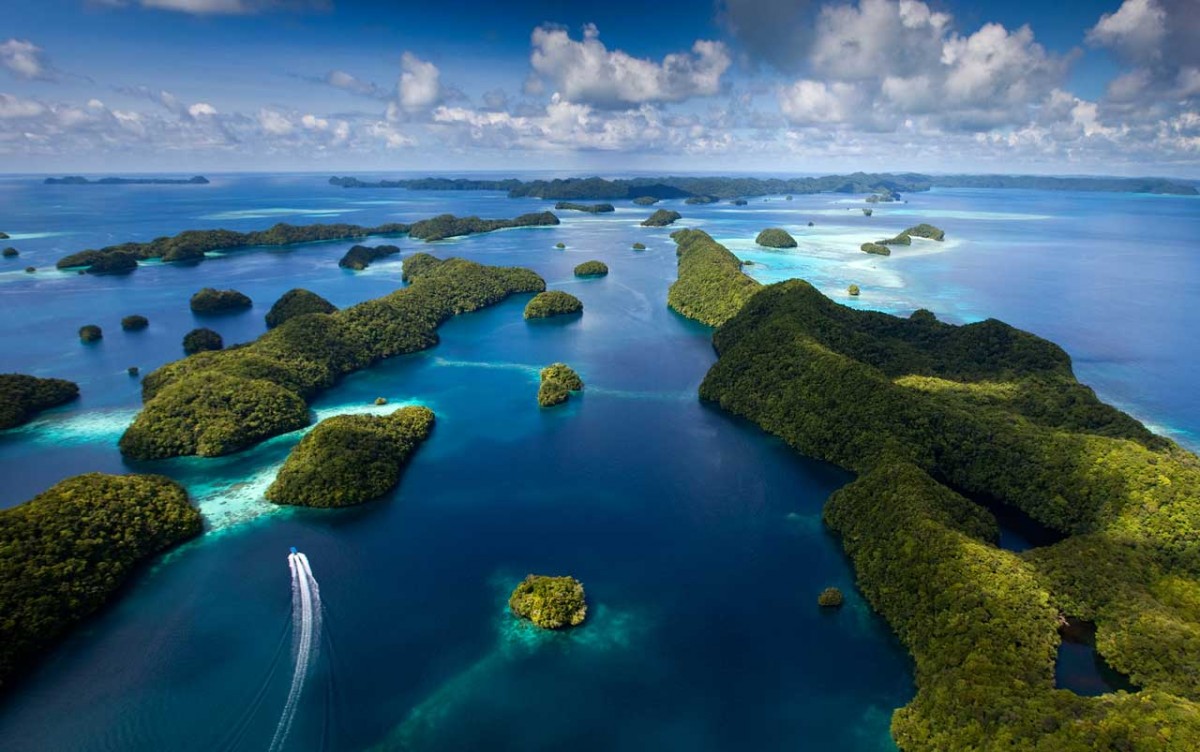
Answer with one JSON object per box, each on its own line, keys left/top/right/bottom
{"left": 0, "top": 0, "right": 1197, "bottom": 175}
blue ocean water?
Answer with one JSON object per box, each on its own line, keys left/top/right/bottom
{"left": 0, "top": 174, "right": 1195, "bottom": 751}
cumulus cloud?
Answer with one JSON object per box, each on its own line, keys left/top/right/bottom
{"left": 397, "top": 52, "right": 441, "bottom": 112}
{"left": 719, "top": 0, "right": 815, "bottom": 72}
{"left": 1087, "top": 0, "right": 1167, "bottom": 62}
{"left": 325, "top": 69, "right": 387, "bottom": 99}
{"left": 1087, "top": 0, "right": 1199, "bottom": 114}
{"left": 528, "top": 24, "right": 731, "bottom": 108}
{"left": 1, "top": 39, "right": 57, "bottom": 81}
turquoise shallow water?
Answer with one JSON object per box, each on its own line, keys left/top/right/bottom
{"left": 0, "top": 174, "right": 1196, "bottom": 751}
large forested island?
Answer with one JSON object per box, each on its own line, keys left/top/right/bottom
{"left": 669, "top": 230, "right": 1200, "bottom": 748}
{"left": 0, "top": 374, "right": 80, "bottom": 429}
{"left": 119, "top": 254, "right": 544, "bottom": 459}
{"left": 329, "top": 172, "right": 1197, "bottom": 199}
{"left": 44, "top": 176, "right": 209, "bottom": 185}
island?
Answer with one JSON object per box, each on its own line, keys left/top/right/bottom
{"left": 182, "top": 327, "right": 223, "bottom": 355}
{"left": 190, "top": 288, "right": 252, "bottom": 314}
{"left": 731, "top": 198, "right": 748, "bottom": 206}
{"left": 862, "top": 208, "right": 873, "bottom": 216}
{"left": 861, "top": 242, "right": 891, "bottom": 256}
{"left": 121, "top": 314, "right": 149, "bottom": 331}
{"left": 632, "top": 242, "right": 646, "bottom": 250}
{"left": 78, "top": 325, "right": 102, "bottom": 343}
{"left": 0, "top": 374, "right": 79, "bottom": 429}
{"left": 524, "top": 290, "right": 582, "bottom": 320}
{"left": 642, "top": 209, "right": 682, "bottom": 227}
{"left": 817, "top": 587, "right": 844, "bottom": 607}
{"left": 44, "top": 175, "right": 209, "bottom": 185}
{"left": 555, "top": 242, "right": 566, "bottom": 249}
{"left": 407, "top": 211, "right": 559, "bottom": 242}
{"left": 87, "top": 251, "right": 139, "bottom": 275}
{"left": 265, "top": 406, "right": 435, "bottom": 507}
{"left": 119, "top": 255, "right": 544, "bottom": 459}
{"left": 866, "top": 188, "right": 900, "bottom": 203}
{"left": 870, "top": 224, "right": 946, "bottom": 252}
{"left": 24, "top": 266, "right": 35, "bottom": 273}
{"left": 339, "top": 244, "right": 400, "bottom": 270}
{"left": 671, "top": 233, "right": 1200, "bottom": 746}
{"left": 264, "top": 288, "right": 337, "bottom": 329}
{"left": 848, "top": 284, "right": 860, "bottom": 296}
{"left": 0, "top": 232, "right": 8, "bottom": 239}
{"left": 2, "top": 247, "right": 17, "bottom": 258}
{"left": 755, "top": 228, "right": 798, "bottom": 248}
{"left": 508, "top": 574, "right": 587, "bottom": 629}
{"left": 538, "top": 362, "right": 584, "bottom": 407}
{"left": 684, "top": 196, "right": 718, "bottom": 205}
{"left": 632, "top": 196, "right": 659, "bottom": 206}
{"left": 573, "top": 260, "right": 608, "bottom": 277}
{"left": 667, "top": 229, "right": 760, "bottom": 327}
{"left": 554, "top": 202, "right": 615, "bottom": 213}
{"left": 0, "top": 473, "right": 201, "bottom": 688}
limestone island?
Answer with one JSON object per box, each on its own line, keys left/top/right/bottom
{"left": 79, "top": 325, "right": 102, "bottom": 343}
{"left": 339, "top": 244, "right": 400, "bottom": 270}
{"left": 0, "top": 373, "right": 79, "bottom": 429}
{"left": 121, "top": 314, "right": 149, "bottom": 331}
{"left": 642, "top": 209, "right": 682, "bottom": 227}
{"left": 190, "top": 287, "right": 252, "bottom": 315}
{"left": 44, "top": 175, "right": 209, "bottom": 185}
{"left": 2, "top": 248, "right": 17, "bottom": 258}
{"left": 538, "top": 362, "right": 584, "bottom": 407}
{"left": 509, "top": 574, "right": 587, "bottom": 629}
{"left": 0, "top": 232, "right": 8, "bottom": 239}
{"left": 524, "top": 291, "right": 583, "bottom": 320}
{"left": 818, "top": 587, "right": 844, "bottom": 607}
{"left": 632, "top": 196, "right": 659, "bottom": 206}
{"left": 554, "top": 202, "right": 615, "bottom": 213}
{"left": 731, "top": 198, "right": 748, "bottom": 206}
{"left": 862, "top": 208, "right": 873, "bottom": 216}
{"left": 861, "top": 242, "right": 891, "bottom": 256}
{"left": 265, "top": 288, "right": 337, "bottom": 329}
{"left": 573, "top": 260, "right": 608, "bottom": 277}
{"left": 866, "top": 188, "right": 900, "bottom": 203}
{"left": 869, "top": 224, "right": 947, "bottom": 253}
{"left": 182, "top": 327, "right": 223, "bottom": 355}
{"left": 848, "top": 284, "right": 860, "bottom": 296}
{"left": 265, "top": 406, "right": 435, "bottom": 508}
{"left": 555, "top": 242, "right": 566, "bottom": 249}
{"left": 684, "top": 196, "right": 718, "bottom": 205}
{"left": 632, "top": 242, "right": 646, "bottom": 251}
{"left": 407, "top": 211, "right": 559, "bottom": 241}
{"left": 0, "top": 473, "right": 201, "bottom": 686}
{"left": 755, "top": 228, "right": 798, "bottom": 248}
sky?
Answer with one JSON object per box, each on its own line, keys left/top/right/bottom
{"left": 1, "top": 0, "right": 1197, "bottom": 176}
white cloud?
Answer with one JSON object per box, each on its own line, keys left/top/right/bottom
{"left": 188, "top": 102, "right": 218, "bottom": 118}
{"left": 257, "top": 108, "right": 293, "bottom": 136}
{"left": 1, "top": 39, "right": 56, "bottom": 81}
{"left": 1087, "top": 0, "right": 1167, "bottom": 62}
{"left": 398, "top": 52, "right": 441, "bottom": 112}
{"left": 778, "top": 80, "right": 862, "bottom": 125}
{"left": 100, "top": 0, "right": 329, "bottom": 15}
{"left": 325, "top": 69, "right": 386, "bottom": 99}
{"left": 528, "top": 24, "right": 731, "bottom": 108}
{"left": 0, "top": 93, "right": 48, "bottom": 118}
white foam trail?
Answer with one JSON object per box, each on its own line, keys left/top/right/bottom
{"left": 270, "top": 552, "right": 321, "bottom": 752}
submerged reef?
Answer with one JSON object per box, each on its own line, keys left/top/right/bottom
{"left": 509, "top": 575, "right": 588, "bottom": 629}
{"left": 0, "top": 473, "right": 201, "bottom": 688}
{"left": 266, "top": 406, "right": 435, "bottom": 507}
{"left": 524, "top": 291, "right": 582, "bottom": 320}
{"left": 0, "top": 374, "right": 79, "bottom": 429}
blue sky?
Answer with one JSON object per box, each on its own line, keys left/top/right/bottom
{"left": 1, "top": 0, "right": 1197, "bottom": 175}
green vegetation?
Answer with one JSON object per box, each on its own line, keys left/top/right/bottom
{"left": 667, "top": 229, "right": 761, "bottom": 327}
{"left": 555, "top": 242, "right": 566, "bottom": 249}
{"left": 554, "top": 202, "right": 615, "bottom": 213}
{"left": 694, "top": 273, "right": 1200, "bottom": 749}
{"left": 265, "top": 289, "right": 337, "bottom": 329}
{"left": 266, "top": 406, "right": 435, "bottom": 508}
{"left": 818, "top": 587, "right": 844, "bottom": 607}
{"left": 524, "top": 291, "right": 582, "bottom": 320}
{"left": 375, "top": 397, "right": 387, "bottom": 406}
{"left": 86, "top": 251, "right": 138, "bottom": 275}
{"left": 0, "top": 232, "right": 8, "bottom": 239}
{"left": 848, "top": 284, "right": 860, "bottom": 296}
{"left": 2, "top": 248, "right": 17, "bottom": 258}
{"left": 24, "top": 267, "right": 35, "bottom": 274}
{"left": 755, "top": 228, "right": 798, "bottom": 248}
{"left": 867, "top": 188, "right": 900, "bottom": 203}
{"left": 632, "top": 196, "right": 659, "bottom": 205}
{"left": 509, "top": 574, "right": 588, "bottom": 629}
{"left": 78, "top": 325, "right": 102, "bottom": 343}
{"left": 182, "top": 328, "right": 223, "bottom": 355}
{"left": 904, "top": 223, "right": 945, "bottom": 241}
{"left": 863, "top": 208, "right": 873, "bottom": 216}
{"left": 128, "top": 367, "right": 139, "bottom": 377}
{"left": 632, "top": 242, "right": 646, "bottom": 250}
{"left": 0, "top": 374, "right": 79, "bottom": 429}
{"left": 0, "top": 473, "right": 201, "bottom": 688}
{"left": 731, "top": 199, "right": 748, "bottom": 206}
{"left": 642, "top": 209, "right": 682, "bottom": 227}
{"left": 121, "top": 314, "right": 149, "bottom": 331}
{"left": 872, "top": 224, "right": 945, "bottom": 251}
{"left": 190, "top": 288, "right": 252, "bottom": 315}
{"left": 861, "top": 242, "right": 891, "bottom": 256}
{"left": 573, "top": 260, "right": 608, "bottom": 277}
{"left": 56, "top": 221, "right": 410, "bottom": 272}
{"left": 339, "top": 244, "right": 400, "bottom": 270}
{"left": 45, "top": 175, "right": 208, "bottom": 185}
{"left": 685, "top": 196, "right": 718, "bottom": 205}
{"left": 407, "top": 212, "right": 559, "bottom": 241}
{"left": 538, "top": 363, "right": 583, "bottom": 407}
{"left": 120, "top": 255, "right": 543, "bottom": 459}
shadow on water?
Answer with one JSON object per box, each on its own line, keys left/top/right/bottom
{"left": 1055, "top": 617, "right": 1139, "bottom": 696}
{"left": 973, "top": 496, "right": 1065, "bottom": 552}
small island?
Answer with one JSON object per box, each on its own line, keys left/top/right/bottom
{"left": 190, "top": 288, "right": 252, "bottom": 315}
{"left": 573, "top": 260, "right": 608, "bottom": 277}
{"left": 79, "top": 325, "right": 102, "bottom": 343}
{"left": 731, "top": 199, "right": 748, "bottom": 206}
{"left": 44, "top": 175, "right": 209, "bottom": 185}
{"left": 632, "top": 196, "right": 659, "bottom": 206}
{"left": 339, "top": 244, "right": 400, "bottom": 270}
{"left": 266, "top": 406, "right": 435, "bottom": 508}
{"left": 265, "top": 288, "right": 337, "bottom": 329}
{"left": 866, "top": 188, "right": 900, "bottom": 203}
{"left": 862, "top": 208, "right": 873, "bottom": 216}
{"left": 871, "top": 224, "right": 946, "bottom": 251}
{"left": 641, "top": 209, "right": 682, "bottom": 227}
{"left": 818, "top": 587, "right": 844, "bottom": 607}
{"left": 554, "top": 202, "right": 615, "bottom": 213}
{"left": 0, "top": 232, "right": 8, "bottom": 239}
{"left": 632, "top": 242, "right": 646, "bottom": 251}
{"left": 684, "top": 196, "right": 717, "bottom": 205}
{"left": 182, "top": 328, "right": 223, "bottom": 355}
{"left": 2, "top": 247, "right": 17, "bottom": 258}
{"left": 508, "top": 574, "right": 587, "bottom": 629}
{"left": 755, "top": 228, "right": 798, "bottom": 248}
{"left": 524, "top": 291, "right": 583, "bottom": 320}
{"left": 407, "top": 211, "right": 559, "bottom": 242}
{"left": 24, "top": 266, "right": 35, "bottom": 273}
{"left": 555, "top": 242, "right": 566, "bottom": 249}
{"left": 538, "top": 362, "right": 584, "bottom": 407}
{"left": 861, "top": 242, "right": 891, "bottom": 256}
{"left": 848, "top": 285, "right": 860, "bottom": 296}
{"left": 0, "top": 373, "right": 79, "bottom": 429}
{"left": 121, "top": 315, "right": 149, "bottom": 331}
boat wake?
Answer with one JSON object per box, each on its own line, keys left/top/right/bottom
{"left": 269, "top": 550, "right": 322, "bottom": 752}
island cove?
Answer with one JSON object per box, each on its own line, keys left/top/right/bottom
{"left": 668, "top": 229, "right": 1200, "bottom": 748}
{"left": 55, "top": 211, "right": 559, "bottom": 273}
{"left": 329, "top": 172, "right": 1198, "bottom": 198}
